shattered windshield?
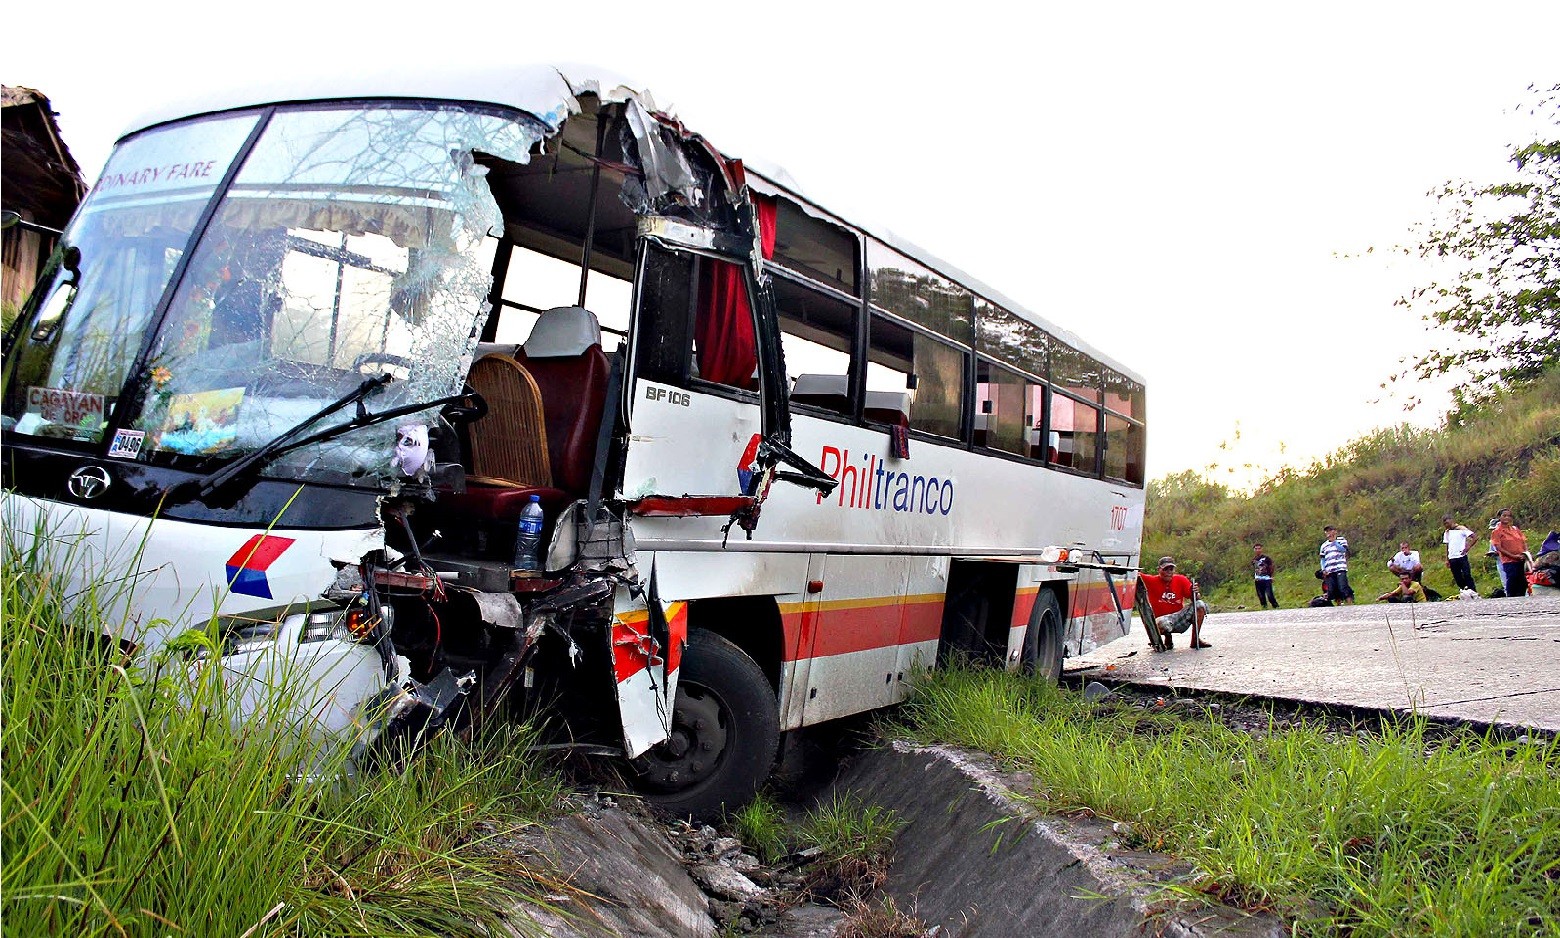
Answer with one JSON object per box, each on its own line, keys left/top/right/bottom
{"left": 2, "top": 114, "right": 261, "bottom": 445}
{"left": 127, "top": 105, "right": 540, "bottom": 484}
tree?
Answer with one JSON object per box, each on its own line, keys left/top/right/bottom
{"left": 1396, "top": 84, "right": 1559, "bottom": 408}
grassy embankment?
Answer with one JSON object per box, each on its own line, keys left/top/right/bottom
{"left": 0, "top": 525, "right": 568, "bottom": 937}
{"left": 897, "top": 668, "right": 1560, "bottom": 937}
{"left": 1144, "top": 369, "right": 1560, "bottom": 608}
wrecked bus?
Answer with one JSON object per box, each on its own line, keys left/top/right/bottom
{"left": 1, "top": 66, "right": 1146, "bottom": 817}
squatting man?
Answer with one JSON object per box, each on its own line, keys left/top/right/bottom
{"left": 1142, "top": 556, "right": 1210, "bottom": 649}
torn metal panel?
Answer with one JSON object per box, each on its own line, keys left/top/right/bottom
{"left": 624, "top": 99, "right": 698, "bottom": 206}
{"left": 610, "top": 585, "right": 673, "bottom": 758}
{"left": 471, "top": 591, "right": 524, "bottom": 630}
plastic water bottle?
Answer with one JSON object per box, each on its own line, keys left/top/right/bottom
{"left": 513, "top": 495, "right": 545, "bottom": 573}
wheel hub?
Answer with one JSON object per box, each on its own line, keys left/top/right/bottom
{"left": 633, "top": 684, "right": 728, "bottom": 791}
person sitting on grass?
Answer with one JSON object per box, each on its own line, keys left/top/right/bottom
{"left": 1377, "top": 574, "right": 1426, "bottom": 603}
{"left": 1142, "top": 556, "right": 1210, "bottom": 649}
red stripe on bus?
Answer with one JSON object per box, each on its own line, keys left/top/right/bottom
{"left": 1012, "top": 586, "right": 1039, "bottom": 628}
{"left": 778, "top": 596, "right": 944, "bottom": 660}
{"left": 769, "top": 579, "right": 1137, "bottom": 668}
{"left": 1069, "top": 581, "right": 1134, "bottom": 617}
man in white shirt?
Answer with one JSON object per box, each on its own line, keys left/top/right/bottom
{"left": 1388, "top": 541, "right": 1424, "bottom": 583}
{"left": 1441, "top": 516, "right": 1479, "bottom": 592}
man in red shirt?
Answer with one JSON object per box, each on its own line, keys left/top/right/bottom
{"left": 1142, "top": 556, "right": 1210, "bottom": 649}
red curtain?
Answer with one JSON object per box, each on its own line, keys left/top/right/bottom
{"left": 694, "top": 196, "right": 776, "bottom": 389}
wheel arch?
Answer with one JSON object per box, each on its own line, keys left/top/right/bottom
{"left": 685, "top": 594, "right": 784, "bottom": 694}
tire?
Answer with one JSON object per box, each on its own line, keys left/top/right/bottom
{"left": 1020, "top": 589, "right": 1064, "bottom": 683}
{"left": 631, "top": 629, "right": 779, "bottom": 821}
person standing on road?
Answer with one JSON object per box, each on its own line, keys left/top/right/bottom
{"left": 1441, "top": 516, "right": 1480, "bottom": 593}
{"left": 1319, "top": 525, "right": 1355, "bottom": 604}
{"left": 1490, "top": 508, "right": 1530, "bottom": 598}
{"left": 1252, "top": 543, "right": 1278, "bottom": 609}
{"left": 1387, "top": 541, "right": 1424, "bottom": 584}
{"left": 1143, "top": 556, "right": 1211, "bottom": 649}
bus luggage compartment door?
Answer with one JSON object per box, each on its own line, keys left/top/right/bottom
{"left": 792, "top": 554, "right": 911, "bottom": 726}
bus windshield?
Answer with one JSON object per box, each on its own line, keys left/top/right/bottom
{"left": 5, "top": 104, "right": 542, "bottom": 486}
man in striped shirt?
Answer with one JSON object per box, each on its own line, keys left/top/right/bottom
{"left": 1319, "top": 525, "right": 1355, "bottom": 604}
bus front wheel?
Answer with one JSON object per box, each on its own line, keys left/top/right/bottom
{"left": 631, "top": 629, "right": 779, "bottom": 820}
{"left": 1021, "top": 590, "right": 1064, "bottom": 682}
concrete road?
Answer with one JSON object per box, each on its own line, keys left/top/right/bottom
{"left": 1065, "top": 593, "right": 1560, "bottom": 732}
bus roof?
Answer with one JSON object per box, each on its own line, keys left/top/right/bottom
{"left": 120, "top": 63, "right": 1143, "bottom": 387}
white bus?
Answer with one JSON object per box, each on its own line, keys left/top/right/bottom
{"left": 1, "top": 65, "right": 1146, "bottom": 817}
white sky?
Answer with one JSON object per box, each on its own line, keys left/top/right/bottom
{"left": 8, "top": 1, "right": 1557, "bottom": 488}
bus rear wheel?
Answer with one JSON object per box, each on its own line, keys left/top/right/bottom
{"left": 631, "top": 629, "right": 779, "bottom": 821}
{"left": 1021, "top": 590, "right": 1064, "bottom": 683}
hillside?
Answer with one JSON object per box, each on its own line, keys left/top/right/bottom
{"left": 1144, "top": 369, "right": 1560, "bottom": 608}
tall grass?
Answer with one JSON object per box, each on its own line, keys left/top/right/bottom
{"left": 896, "top": 668, "right": 1560, "bottom": 937}
{"left": 1, "top": 517, "right": 567, "bottom": 937}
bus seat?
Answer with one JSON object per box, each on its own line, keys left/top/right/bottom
{"left": 791, "top": 373, "right": 850, "bottom": 413}
{"left": 440, "top": 354, "right": 566, "bottom": 540}
{"left": 465, "top": 354, "right": 553, "bottom": 488}
{"left": 513, "top": 306, "right": 610, "bottom": 496}
{"left": 864, "top": 390, "right": 911, "bottom": 428}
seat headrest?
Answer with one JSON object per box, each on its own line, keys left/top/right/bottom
{"left": 791, "top": 374, "right": 848, "bottom": 397}
{"left": 524, "top": 306, "right": 601, "bottom": 359}
{"left": 473, "top": 341, "right": 520, "bottom": 361}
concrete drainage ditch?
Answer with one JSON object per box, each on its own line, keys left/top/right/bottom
{"left": 494, "top": 741, "right": 1286, "bottom": 938}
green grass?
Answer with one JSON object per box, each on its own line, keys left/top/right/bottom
{"left": 727, "top": 792, "right": 789, "bottom": 864}
{"left": 1, "top": 517, "right": 568, "bottom": 937}
{"left": 721, "top": 790, "right": 904, "bottom": 905}
{"left": 1144, "top": 367, "right": 1560, "bottom": 607}
{"left": 797, "top": 793, "right": 902, "bottom": 873}
{"left": 894, "top": 668, "right": 1560, "bottom": 937}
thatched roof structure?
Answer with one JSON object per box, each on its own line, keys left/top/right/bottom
{"left": 3, "top": 85, "right": 86, "bottom": 311}
{"left": 3, "top": 85, "right": 86, "bottom": 228}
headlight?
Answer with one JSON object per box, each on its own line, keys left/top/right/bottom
{"left": 299, "top": 606, "right": 390, "bottom": 645}
{"left": 223, "top": 605, "right": 389, "bottom": 655}
{"left": 227, "top": 623, "right": 280, "bottom": 656}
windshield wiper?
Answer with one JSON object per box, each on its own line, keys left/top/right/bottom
{"left": 168, "top": 373, "right": 393, "bottom": 504}
{"left": 163, "top": 374, "right": 485, "bottom": 507}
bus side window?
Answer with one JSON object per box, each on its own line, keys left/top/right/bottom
{"left": 775, "top": 274, "right": 856, "bottom": 418}
{"left": 1103, "top": 412, "right": 1146, "bottom": 483}
{"left": 1050, "top": 393, "right": 1101, "bottom": 474}
{"left": 1103, "top": 367, "right": 1146, "bottom": 486}
{"left": 975, "top": 360, "right": 1034, "bottom": 457}
{"left": 867, "top": 313, "right": 964, "bottom": 440}
{"left": 633, "top": 245, "right": 696, "bottom": 387}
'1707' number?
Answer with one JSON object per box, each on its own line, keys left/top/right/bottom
{"left": 1109, "top": 505, "right": 1128, "bottom": 531}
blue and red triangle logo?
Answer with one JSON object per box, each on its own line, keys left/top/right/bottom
{"left": 736, "top": 433, "right": 762, "bottom": 494}
{"left": 225, "top": 534, "right": 295, "bottom": 599}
